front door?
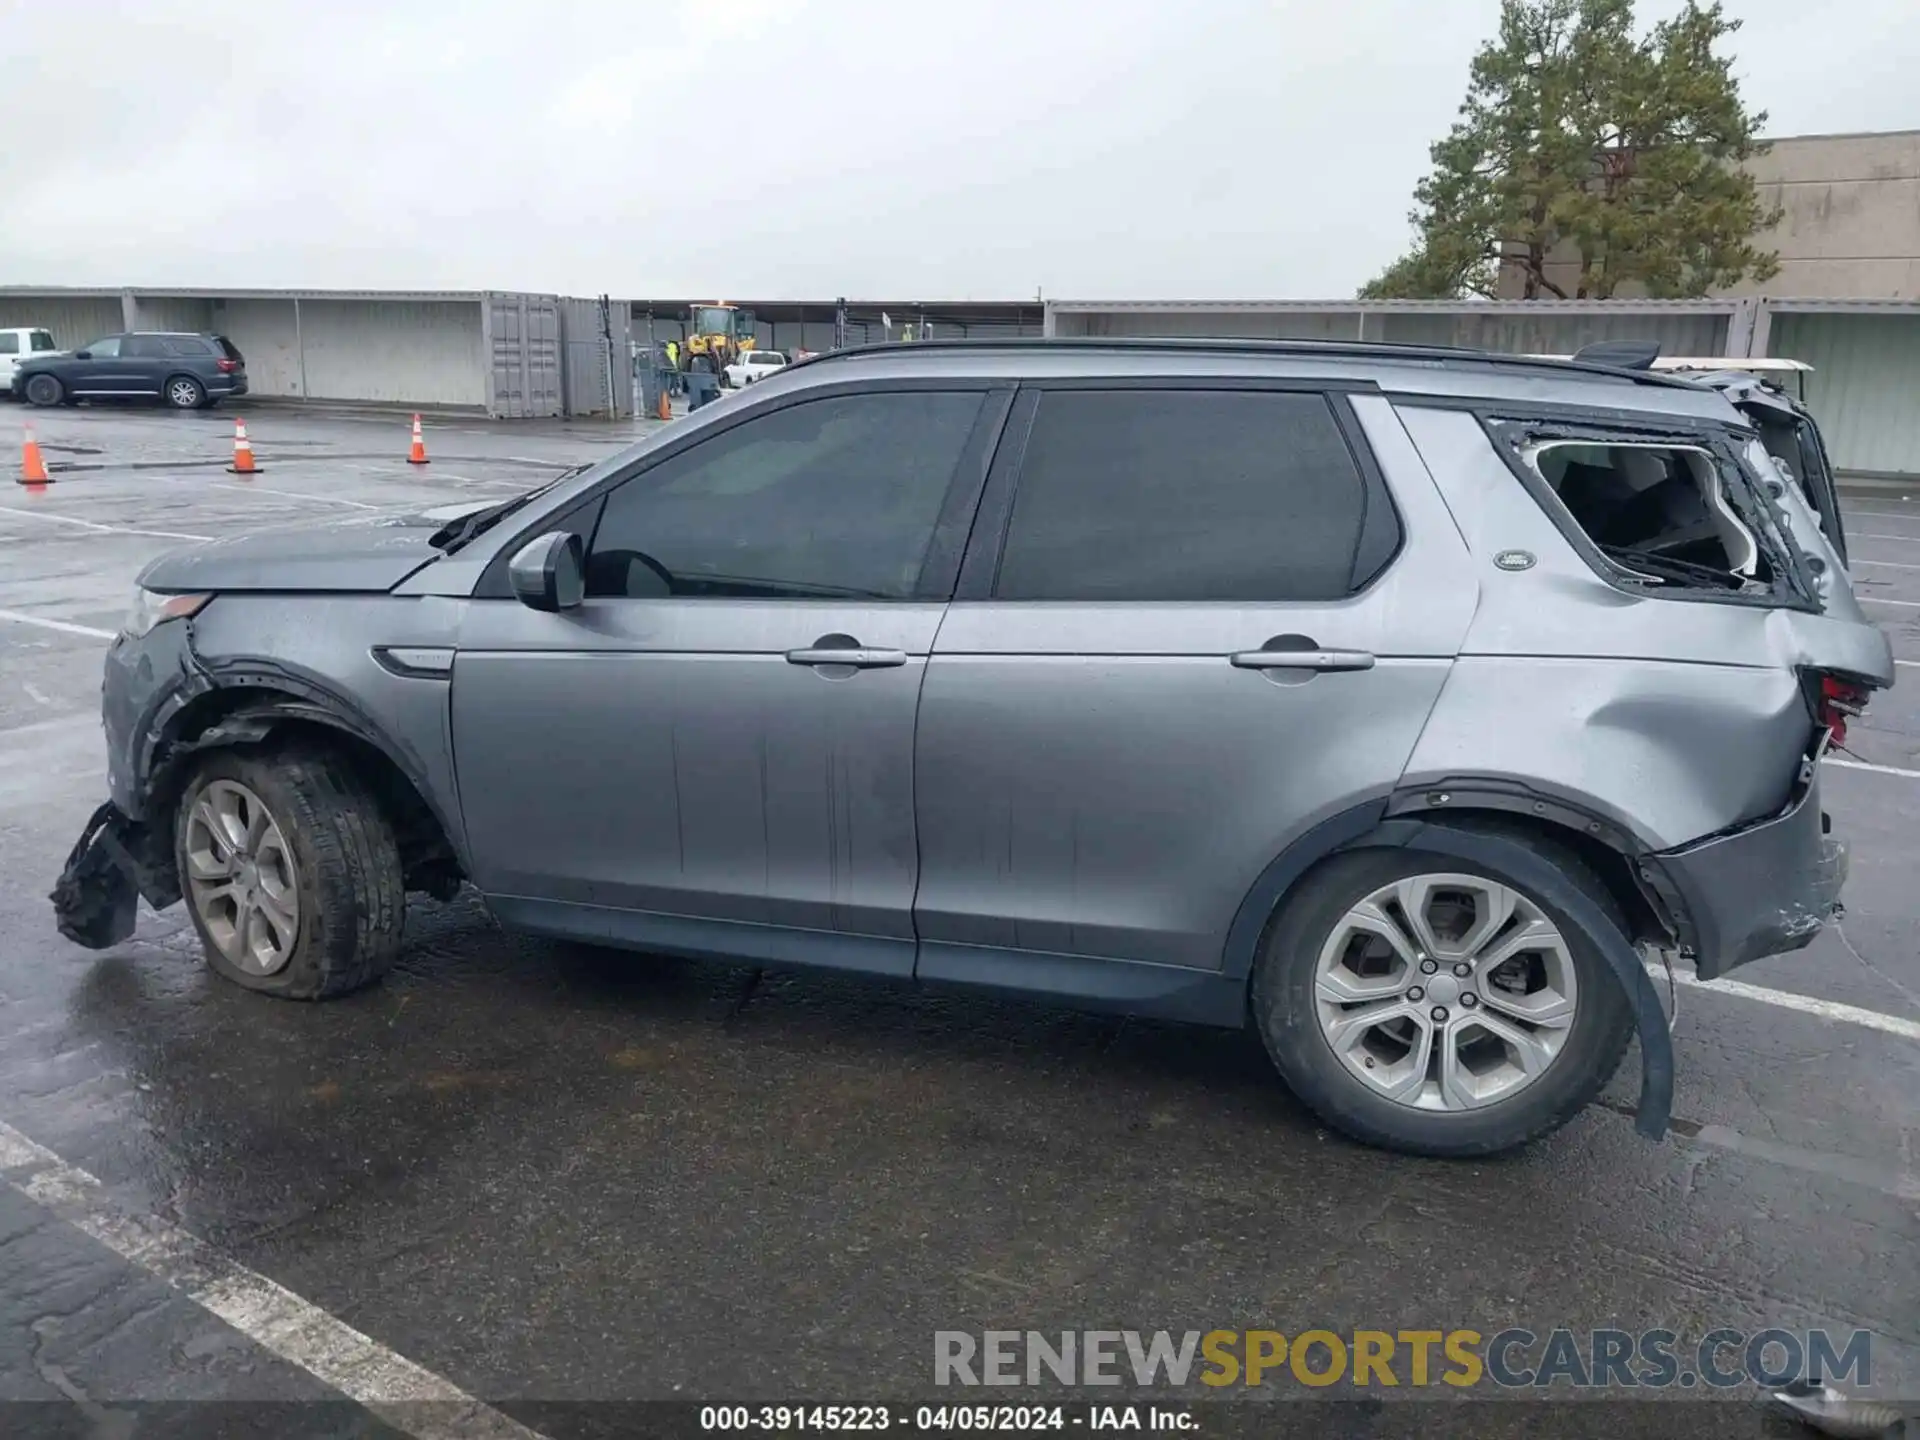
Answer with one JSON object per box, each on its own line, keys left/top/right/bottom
{"left": 913, "top": 387, "right": 1480, "bottom": 980}
{"left": 71, "top": 335, "right": 142, "bottom": 397}
{"left": 451, "top": 385, "right": 1007, "bottom": 975}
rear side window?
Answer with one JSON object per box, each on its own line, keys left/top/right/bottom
{"left": 123, "top": 335, "right": 167, "bottom": 358}
{"left": 163, "top": 336, "right": 215, "bottom": 357}
{"left": 30, "top": 330, "right": 55, "bottom": 351}
{"left": 0, "top": 334, "right": 16, "bottom": 355}
{"left": 994, "top": 390, "right": 1392, "bottom": 602}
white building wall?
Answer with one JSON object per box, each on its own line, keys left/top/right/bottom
{"left": 1772, "top": 311, "right": 1920, "bottom": 478}
{"left": 0, "top": 296, "right": 125, "bottom": 348}
{"left": 131, "top": 297, "right": 215, "bottom": 332}
{"left": 292, "top": 299, "right": 485, "bottom": 408}
{"left": 213, "top": 298, "right": 304, "bottom": 398}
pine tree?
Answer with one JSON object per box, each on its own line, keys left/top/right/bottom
{"left": 1361, "top": 0, "right": 1781, "bottom": 300}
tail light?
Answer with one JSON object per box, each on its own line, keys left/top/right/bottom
{"left": 1816, "top": 673, "right": 1870, "bottom": 747}
{"left": 215, "top": 358, "right": 239, "bottom": 373}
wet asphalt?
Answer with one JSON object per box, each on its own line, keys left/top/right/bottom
{"left": 0, "top": 397, "right": 1914, "bottom": 1436}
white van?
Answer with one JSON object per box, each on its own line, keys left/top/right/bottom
{"left": 0, "top": 327, "right": 60, "bottom": 394}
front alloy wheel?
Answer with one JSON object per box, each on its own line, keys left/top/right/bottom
{"left": 183, "top": 779, "right": 301, "bottom": 975}
{"left": 1313, "top": 874, "right": 1578, "bottom": 1111}
{"left": 174, "top": 746, "right": 406, "bottom": 999}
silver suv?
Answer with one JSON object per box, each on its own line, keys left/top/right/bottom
{"left": 53, "top": 340, "right": 1894, "bottom": 1157}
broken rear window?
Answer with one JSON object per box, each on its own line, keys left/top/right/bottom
{"left": 1488, "top": 420, "right": 1818, "bottom": 609}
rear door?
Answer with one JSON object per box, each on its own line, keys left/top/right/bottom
{"left": 911, "top": 384, "right": 1479, "bottom": 981}
{"left": 0, "top": 332, "right": 19, "bottom": 390}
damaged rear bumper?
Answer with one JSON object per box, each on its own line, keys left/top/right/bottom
{"left": 1649, "top": 757, "right": 1845, "bottom": 981}
{"left": 50, "top": 801, "right": 179, "bottom": 950}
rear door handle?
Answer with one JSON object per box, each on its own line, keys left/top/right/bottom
{"left": 1230, "top": 648, "right": 1376, "bottom": 672}
{"left": 785, "top": 646, "right": 909, "bottom": 669}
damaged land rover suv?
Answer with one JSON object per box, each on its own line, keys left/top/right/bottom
{"left": 53, "top": 339, "right": 1893, "bottom": 1157}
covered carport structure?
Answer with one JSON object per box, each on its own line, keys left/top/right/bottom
{"left": 0, "top": 286, "right": 585, "bottom": 417}
{"left": 630, "top": 298, "right": 1046, "bottom": 354}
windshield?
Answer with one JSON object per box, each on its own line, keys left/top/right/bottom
{"left": 694, "top": 307, "right": 734, "bottom": 336}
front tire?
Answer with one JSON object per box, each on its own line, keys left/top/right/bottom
{"left": 175, "top": 746, "right": 405, "bottom": 999}
{"left": 24, "top": 374, "right": 63, "bottom": 407}
{"left": 1252, "top": 843, "right": 1633, "bottom": 1157}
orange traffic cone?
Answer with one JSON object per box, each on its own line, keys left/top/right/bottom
{"left": 17, "top": 424, "right": 50, "bottom": 488}
{"left": 227, "top": 418, "right": 262, "bottom": 475}
{"left": 657, "top": 388, "right": 672, "bottom": 421}
{"left": 407, "top": 413, "right": 429, "bottom": 465}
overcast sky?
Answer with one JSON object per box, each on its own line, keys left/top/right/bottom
{"left": 3, "top": 0, "right": 1916, "bottom": 300}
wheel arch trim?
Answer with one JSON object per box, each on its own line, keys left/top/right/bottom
{"left": 1221, "top": 794, "right": 1676, "bottom": 1140}
{"left": 142, "top": 658, "right": 469, "bottom": 874}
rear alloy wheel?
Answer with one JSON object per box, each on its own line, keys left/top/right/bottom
{"left": 1253, "top": 847, "right": 1632, "bottom": 1156}
{"left": 1311, "top": 874, "right": 1578, "bottom": 1111}
{"left": 175, "top": 746, "right": 405, "bottom": 999}
{"left": 165, "top": 375, "right": 206, "bottom": 409}
{"left": 24, "top": 374, "right": 62, "bottom": 407}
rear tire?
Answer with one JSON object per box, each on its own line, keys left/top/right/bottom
{"left": 165, "top": 375, "right": 206, "bottom": 409}
{"left": 24, "top": 374, "right": 62, "bottom": 407}
{"left": 174, "top": 745, "right": 405, "bottom": 999}
{"left": 1251, "top": 841, "right": 1633, "bottom": 1157}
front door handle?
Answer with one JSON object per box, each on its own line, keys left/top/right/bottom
{"left": 1230, "top": 647, "right": 1376, "bottom": 672}
{"left": 786, "top": 644, "right": 908, "bottom": 669}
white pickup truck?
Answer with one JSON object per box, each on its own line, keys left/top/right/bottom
{"left": 0, "top": 326, "right": 60, "bottom": 394}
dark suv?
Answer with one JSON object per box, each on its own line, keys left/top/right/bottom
{"left": 16, "top": 331, "right": 248, "bottom": 410}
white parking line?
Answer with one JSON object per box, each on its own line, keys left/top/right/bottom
{"left": 1662, "top": 969, "right": 1920, "bottom": 1042}
{"left": 0, "top": 607, "right": 117, "bottom": 640}
{"left": 1853, "top": 557, "right": 1920, "bottom": 570}
{"left": 1853, "top": 532, "right": 1920, "bottom": 544}
{"left": 0, "top": 504, "right": 212, "bottom": 543}
{"left": 0, "top": 1118, "right": 545, "bottom": 1439}
{"left": 1845, "top": 508, "right": 1920, "bottom": 522}
{"left": 1859, "top": 595, "right": 1920, "bottom": 608}
{"left": 207, "top": 481, "right": 381, "bottom": 510}
{"left": 1827, "top": 755, "right": 1920, "bottom": 779}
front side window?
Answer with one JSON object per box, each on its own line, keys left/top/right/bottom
{"left": 587, "top": 390, "right": 986, "bottom": 600}
{"left": 995, "top": 390, "right": 1382, "bottom": 603}
{"left": 81, "top": 336, "right": 122, "bottom": 358}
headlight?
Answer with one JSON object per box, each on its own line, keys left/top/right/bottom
{"left": 124, "top": 588, "right": 211, "bottom": 639}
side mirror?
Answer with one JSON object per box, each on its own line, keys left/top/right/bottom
{"left": 508, "top": 532, "right": 585, "bottom": 613}
{"left": 73, "top": 350, "right": 91, "bottom": 360}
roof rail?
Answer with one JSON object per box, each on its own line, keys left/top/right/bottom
{"left": 783, "top": 335, "right": 1698, "bottom": 387}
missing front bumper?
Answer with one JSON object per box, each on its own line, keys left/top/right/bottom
{"left": 50, "top": 801, "right": 179, "bottom": 950}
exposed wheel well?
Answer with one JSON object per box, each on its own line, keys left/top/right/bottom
{"left": 1341, "top": 808, "right": 1675, "bottom": 951}
{"left": 152, "top": 690, "right": 464, "bottom": 899}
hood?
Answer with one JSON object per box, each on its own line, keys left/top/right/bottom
{"left": 137, "top": 499, "right": 493, "bottom": 593}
